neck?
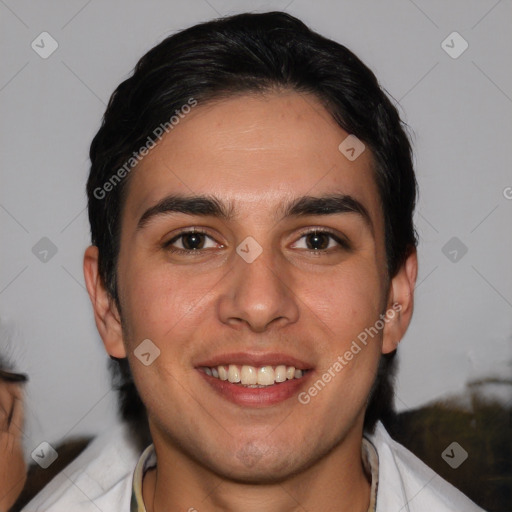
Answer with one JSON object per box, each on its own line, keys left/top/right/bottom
{"left": 142, "top": 426, "right": 371, "bottom": 512}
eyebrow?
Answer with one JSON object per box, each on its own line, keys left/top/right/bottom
{"left": 137, "top": 193, "right": 373, "bottom": 233}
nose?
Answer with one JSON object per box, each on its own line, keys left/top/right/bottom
{"left": 216, "top": 244, "right": 300, "bottom": 333}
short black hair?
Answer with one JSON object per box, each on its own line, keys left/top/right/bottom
{"left": 87, "top": 11, "right": 417, "bottom": 440}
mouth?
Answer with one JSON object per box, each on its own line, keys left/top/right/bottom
{"left": 195, "top": 353, "right": 314, "bottom": 407}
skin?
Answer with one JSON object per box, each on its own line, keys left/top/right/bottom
{"left": 84, "top": 91, "right": 417, "bottom": 512}
{"left": 0, "top": 381, "right": 26, "bottom": 512}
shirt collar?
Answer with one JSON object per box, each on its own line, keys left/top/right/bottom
{"left": 362, "top": 434, "right": 379, "bottom": 512}
{"left": 131, "top": 444, "right": 156, "bottom": 512}
{"left": 131, "top": 437, "right": 379, "bottom": 512}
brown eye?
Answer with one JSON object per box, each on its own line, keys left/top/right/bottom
{"left": 178, "top": 232, "right": 206, "bottom": 250}
{"left": 163, "top": 229, "right": 221, "bottom": 254}
{"left": 291, "top": 229, "right": 351, "bottom": 253}
{"left": 305, "top": 231, "right": 330, "bottom": 250}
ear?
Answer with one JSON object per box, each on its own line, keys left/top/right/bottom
{"left": 382, "top": 248, "right": 418, "bottom": 354}
{"left": 83, "top": 245, "right": 126, "bottom": 358}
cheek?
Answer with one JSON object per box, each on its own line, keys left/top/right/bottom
{"left": 299, "top": 261, "right": 384, "bottom": 339}
{"left": 118, "top": 255, "right": 217, "bottom": 347}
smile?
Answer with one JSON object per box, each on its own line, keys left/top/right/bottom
{"left": 199, "top": 364, "right": 307, "bottom": 387}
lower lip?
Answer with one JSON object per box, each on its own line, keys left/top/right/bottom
{"left": 197, "top": 370, "right": 313, "bottom": 407}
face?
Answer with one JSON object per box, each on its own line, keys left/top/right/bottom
{"left": 85, "top": 91, "right": 416, "bottom": 482}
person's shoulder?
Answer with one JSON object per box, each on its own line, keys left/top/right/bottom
{"left": 21, "top": 422, "right": 142, "bottom": 512}
{"left": 366, "top": 421, "right": 486, "bottom": 512}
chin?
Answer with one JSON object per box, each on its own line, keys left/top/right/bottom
{"left": 214, "top": 456, "right": 302, "bottom": 485}
{"left": 197, "top": 437, "right": 320, "bottom": 485}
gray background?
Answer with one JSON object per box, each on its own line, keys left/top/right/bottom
{"left": 1, "top": 0, "right": 511, "bottom": 459}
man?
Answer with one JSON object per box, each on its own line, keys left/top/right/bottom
{"left": 23, "top": 11, "right": 485, "bottom": 512}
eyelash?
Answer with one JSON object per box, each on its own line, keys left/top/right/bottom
{"left": 162, "top": 228, "right": 351, "bottom": 256}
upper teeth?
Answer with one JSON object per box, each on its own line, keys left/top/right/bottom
{"left": 202, "top": 364, "right": 304, "bottom": 386}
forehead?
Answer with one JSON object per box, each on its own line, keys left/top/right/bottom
{"left": 123, "top": 91, "right": 383, "bottom": 229}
